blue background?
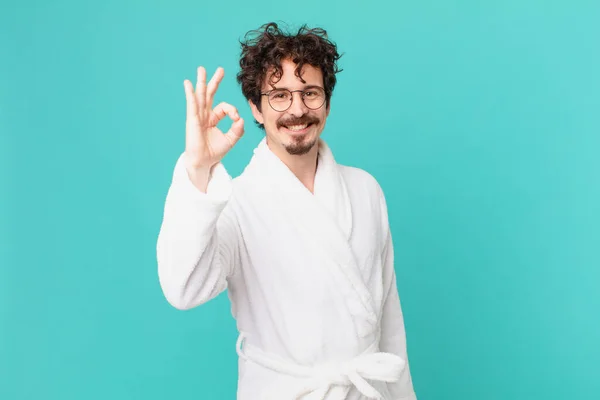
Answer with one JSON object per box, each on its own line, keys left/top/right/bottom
{"left": 1, "top": 0, "right": 599, "bottom": 399}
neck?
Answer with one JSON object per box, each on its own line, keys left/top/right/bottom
{"left": 267, "top": 139, "right": 319, "bottom": 193}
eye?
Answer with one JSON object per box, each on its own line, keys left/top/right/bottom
{"left": 271, "top": 90, "right": 290, "bottom": 100}
{"left": 304, "top": 90, "right": 317, "bottom": 97}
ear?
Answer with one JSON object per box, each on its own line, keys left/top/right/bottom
{"left": 326, "top": 102, "right": 331, "bottom": 117}
{"left": 249, "top": 100, "right": 264, "bottom": 125}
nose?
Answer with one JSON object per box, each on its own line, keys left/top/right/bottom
{"left": 287, "top": 91, "right": 309, "bottom": 117}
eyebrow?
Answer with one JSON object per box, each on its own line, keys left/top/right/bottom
{"left": 271, "top": 84, "right": 323, "bottom": 90}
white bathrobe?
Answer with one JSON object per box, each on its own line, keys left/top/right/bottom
{"left": 157, "top": 138, "right": 417, "bottom": 400}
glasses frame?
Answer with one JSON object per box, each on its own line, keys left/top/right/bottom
{"left": 260, "top": 86, "right": 327, "bottom": 112}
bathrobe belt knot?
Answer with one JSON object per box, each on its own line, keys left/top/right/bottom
{"left": 236, "top": 332, "right": 405, "bottom": 399}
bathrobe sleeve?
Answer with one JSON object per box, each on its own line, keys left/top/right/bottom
{"left": 378, "top": 188, "right": 418, "bottom": 400}
{"left": 156, "top": 153, "right": 241, "bottom": 310}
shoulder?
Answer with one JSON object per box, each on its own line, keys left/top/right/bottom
{"left": 339, "top": 165, "right": 386, "bottom": 200}
{"left": 230, "top": 167, "right": 255, "bottom": 194}
{"left": 339, "top": 164, "right": 389, "bottom": 215}
{"left": 339, "top": 164, "right": 391, "bottom": 234}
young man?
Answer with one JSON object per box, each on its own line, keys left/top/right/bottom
{"left": 157, "top": 22, "right": 417, "bottom": 400}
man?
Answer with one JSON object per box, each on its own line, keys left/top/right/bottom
{"left": 157, "top": 22, "right": 417, "bottom": 400}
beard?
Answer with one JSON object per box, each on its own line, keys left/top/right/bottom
{"left": 284, "top": 134, "right": 317, "bottom": 155}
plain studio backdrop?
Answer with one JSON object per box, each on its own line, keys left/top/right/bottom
{"left": 1, "top": 0, "right": 599, "bottom": 399}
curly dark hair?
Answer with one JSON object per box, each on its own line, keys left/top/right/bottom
{"left": 236, "top": 22, "right": 343, "bottom": 129}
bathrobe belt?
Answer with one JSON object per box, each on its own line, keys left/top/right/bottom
{"left": 236, "top": 332, "right": 405, "bottom": 400}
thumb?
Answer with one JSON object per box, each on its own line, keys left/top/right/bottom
{"left": 225, "top": 117, "right": 245, "bottom": 147}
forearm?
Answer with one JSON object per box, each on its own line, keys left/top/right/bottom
{"left": 157, "top": 153, "right": 238, "bottom": 310}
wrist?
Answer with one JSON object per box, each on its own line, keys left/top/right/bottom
{"left": 185, "top": 163, "right": 215, "bottom": 193}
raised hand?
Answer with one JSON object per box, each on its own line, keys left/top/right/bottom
{"left": 183, "top": 66, "right": 245, "bottom": 191}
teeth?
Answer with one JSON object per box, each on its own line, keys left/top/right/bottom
{"left": 285, "top": 124, "right": 308, "bottom": 131}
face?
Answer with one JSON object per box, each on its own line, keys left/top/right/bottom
{"left": 249, "top": 58, "right": 330, "bottom": 156}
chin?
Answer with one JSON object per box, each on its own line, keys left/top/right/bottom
{"left": 284, "top": 134, "right": 317, "bottom": 156}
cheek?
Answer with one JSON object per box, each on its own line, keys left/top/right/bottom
{"left": 264, "top": 111, "right": 280, "bottom": 126}
{"left": 318, "top": 110, "right": 328, "bottom": 123}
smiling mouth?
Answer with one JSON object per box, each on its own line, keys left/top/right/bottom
{"left": 280, "top": 123, "right": 313, "bottom": 132}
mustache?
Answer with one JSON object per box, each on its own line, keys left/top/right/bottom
{"left": 277, "top": 115, "right": 319, "bottom": 128}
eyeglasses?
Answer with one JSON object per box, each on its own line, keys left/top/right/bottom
{"left": 260, "top": 86, "right": 326, "bottom": 112}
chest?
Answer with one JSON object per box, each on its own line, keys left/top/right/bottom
{"left": 230, "top": 185, "right": 385, "bottom": 291}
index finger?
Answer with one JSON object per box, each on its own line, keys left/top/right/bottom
{"left": 206, "top": 67, "right": 224, "bottom": 109}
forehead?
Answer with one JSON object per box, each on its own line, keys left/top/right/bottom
{"left": 264, "top": 59, "right": 323, "bottom": 90}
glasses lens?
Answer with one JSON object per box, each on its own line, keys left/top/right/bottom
{"left": 302, "top": 87, "right": 325, "bottom": 110}
{"left": 268, "top": 89, "right": 292, "bottom": 111}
